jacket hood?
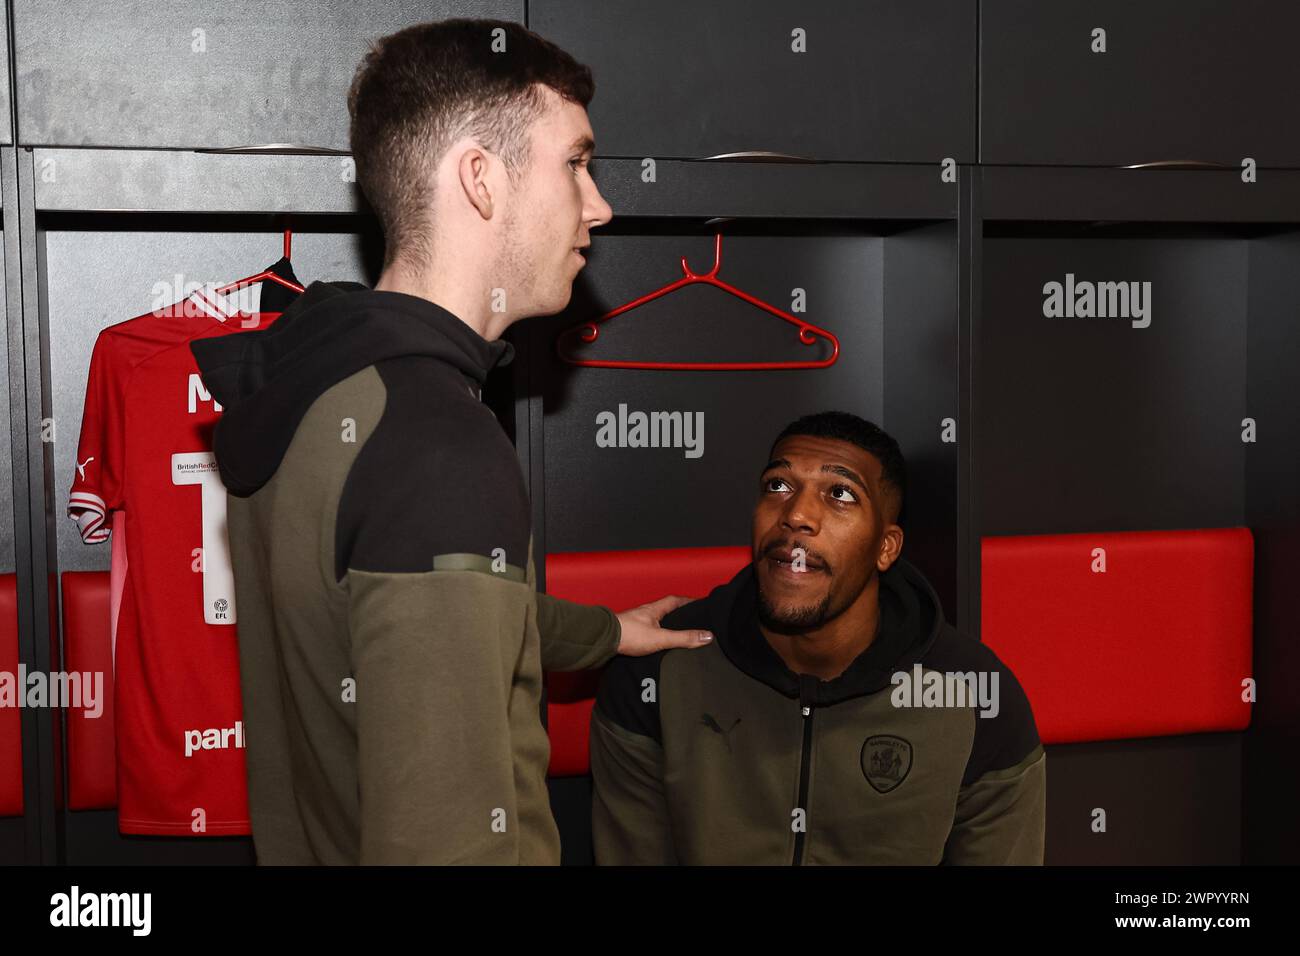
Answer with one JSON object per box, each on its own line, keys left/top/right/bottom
{"left": 190, "top": 279, "right": 515, "bottom": 498}
{"left": 693, "top": 557, "right": 945, "bottom": 706}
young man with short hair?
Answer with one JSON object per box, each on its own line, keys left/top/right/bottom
{"left": 192, "top": 18, "right": 711, "bottom": 865}
{"left": 591, "top": 411, "right": 1046, "bottom": 864}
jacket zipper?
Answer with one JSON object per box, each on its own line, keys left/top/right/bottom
{"left": 792, "top": 677, "right": 817, "bottom": 866}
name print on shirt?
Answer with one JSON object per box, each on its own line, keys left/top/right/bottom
{"left": 188, "top": 372, "right": 222, "bottom": 413}
{"left": 184, "top": 720, "right": 245, "bottom": 758}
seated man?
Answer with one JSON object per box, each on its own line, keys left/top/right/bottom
{"left": 590, "top": 410, "right": 1045, "bottom": 865}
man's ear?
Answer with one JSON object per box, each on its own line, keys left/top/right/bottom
{"left": 876, "top": 525, "right": 904, "bottom": 573}
{"left": 457, "top": 146, "right": 496, "bottom": 220}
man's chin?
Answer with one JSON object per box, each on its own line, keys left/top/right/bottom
{"left": 530, "top": 293, "right": 568, "bottom": 319}
{"left": 756, "top": 591, "right": 832, "bottom": 633}
{"left": 543, "top": 284, "right": 573, "bottom": 317}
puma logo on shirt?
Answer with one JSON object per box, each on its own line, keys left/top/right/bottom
{"left": 700, "top": 713, "right": 742, "bottom": 751}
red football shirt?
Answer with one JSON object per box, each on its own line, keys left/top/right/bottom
{"left": 67, "top": 285, "right": 283, "bottom": 835}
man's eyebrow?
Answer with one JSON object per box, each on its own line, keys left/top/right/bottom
{"left": 570, "top": 135, "right": 595, "bottom": 154}
{"left": 761, "top": 458, "right": 791, "bottom": 474}
{"left": 821, "top": 463, "right": 869, "bottom": 495}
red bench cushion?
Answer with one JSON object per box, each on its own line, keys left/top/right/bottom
{"left": 0, "top": 574, "right": 21, "bottom": 816}
{"left": 62, "top": 571, "right": 117, "bottom": 809}
{"left": 981, "top": 527, "right": 1253, "bottom": 744}
{"left": 544, "top": 546, "right": 751, "bottom": 776}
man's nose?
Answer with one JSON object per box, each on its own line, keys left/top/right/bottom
{"left": 781, "top": 488, "right": 822, "bottom": 534}
{"left": 586, "top": 181, "right": 613, "bottom": 228}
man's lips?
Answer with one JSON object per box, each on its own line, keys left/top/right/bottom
{"left": 765, "top": 556, "right": 825, "bottom": 585}
{"left": 764, "top": 547, "right": 826, "bottom": 573}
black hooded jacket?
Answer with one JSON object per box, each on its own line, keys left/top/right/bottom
{"left": 590, "top": 557, "right": 1047, "bottom": 865}
{"left": 192, "top": 279, "right": 511, "bottom": 497}
{"left": 189, "top": 281, "right": 620, "bottom": 864}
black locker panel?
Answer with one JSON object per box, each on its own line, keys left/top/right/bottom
{"left": 1242, "top": 231, "right": 1300, "bottom": 863}
{"left": 977, "top": 230, "right": 1247, "bottom": 535}
{"left": 981, "top": 0, "right": 1300, "bottom": 167}
{"left": 1044, "top": 734, "right": 1242, "bottom": 865}
{"left": 1244, "top": 526, "right": 1300, "bottom": 864}
{"left": 531, "top": 0, "right": 976, "bottom": 163}
{"left": 547, "top": 777, "right": 594, "bottom": 866}
{"left": 539, "top": 230, "right": 883, "bottom": 552}
{"left": 883, "top": 223, "right": 959, "bottom": 623}
{"left": 10, "top": 0, "right": 522, "bottom": 148}
{"left": 62, "top": 811, "right": 253, "bottom": 865}
{"left": 0, "top": 223, "right": 13, "bottom": 570}
{"left": 1245, "top": 232, "right": 1300, "bottom": 526}
{"left": 0, "top": 819, "right": 21, "bottom": 862}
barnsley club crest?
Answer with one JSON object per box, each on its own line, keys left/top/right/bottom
{"left": 861, "top": 734, "right": 912, "bottom": 793}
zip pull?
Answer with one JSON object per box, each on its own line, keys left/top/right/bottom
{"left": 797, "top": 674, "right": 818, "bottom": 717}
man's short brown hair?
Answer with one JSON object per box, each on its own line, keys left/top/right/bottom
{"left": 347, "top": 18, "right": 594, "bottom": 274}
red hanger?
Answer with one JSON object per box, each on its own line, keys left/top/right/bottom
{"left": 557, "top": 233, "right": 840, "bottom": 370}
{"left": 213, "top": 227, "right": 306, "bottom": 296}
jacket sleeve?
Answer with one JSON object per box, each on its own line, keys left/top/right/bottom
{"left": 535, "top": 591, "right": 621, "bottom": 672}
{"left": 589, "top": 655, "right": 677, "bottom": 864}
{"left": 943, "top": 651, "right": 1047, "bottom": 865}
{"left": 944, "top": 745, "right": 1046, "bottom": 864}
{"left": 526, "top": 536, "right": 621, "bottom": 672}
{"left": 347, "top": 565, "right": 533, "bottom": 864}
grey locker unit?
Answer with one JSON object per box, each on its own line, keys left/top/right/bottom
{"left": 11, "top": 0, "right": 521, "bottom": 148}
{"left": 972, "top": 165, "right": 1300, "bottom": 864}
{"left": 981, "top": 0, "right": 1300, "bottom": 168}
{"left": 0, "top": 0, "right": 524, "bottom": 866}
{"left": 12, "top": 142, "right": 384, "bottom": 863}
{"left": 531, "top": 0, "right": 976, "bottom": 163}
{"left": 0, "top": 0, "right": 12, "bottom": 144}
{"left": 530, "top": 159, "right": 965, "bottom": 863}
{"left": 2, "top": 149, "right": 26, "bottom": 863}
